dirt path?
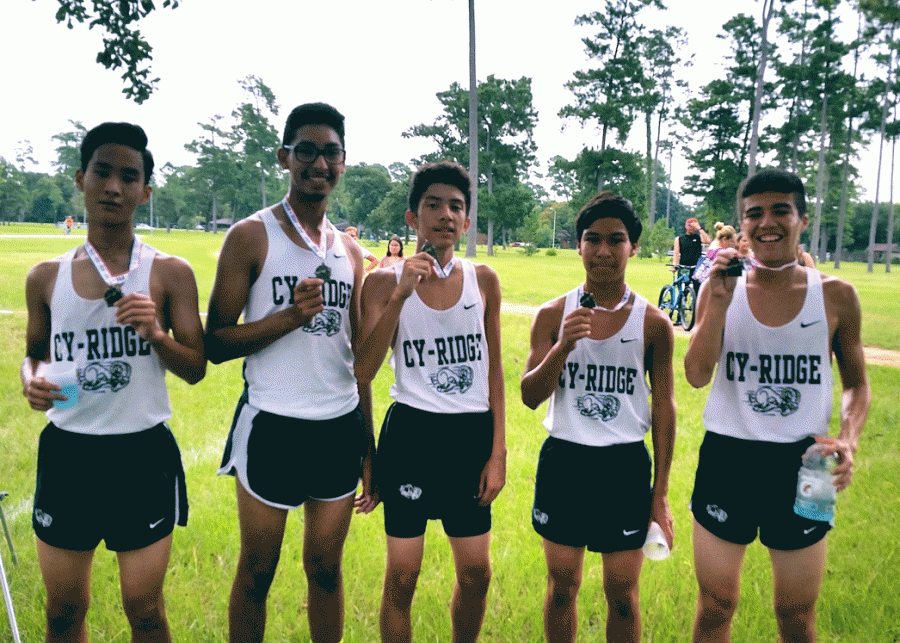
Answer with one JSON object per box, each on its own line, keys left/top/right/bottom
{"left": 500, "top": 302, "right": 900, "bottom": 369}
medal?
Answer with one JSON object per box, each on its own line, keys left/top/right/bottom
{"left": 421, "top": 242, "right": 458, "bottom": 279}
{"left": 281, "top": 197, "right": 332, "bottom": 280}
{"left": 724, "top": 257, "right": 744, "bottom": 277}
{"left": 315, "top": 263, "right": 331, "bottom": 281}
{"left": 83, "top": 239, "right": 142, "bottom": 306}
{"left": 104, "top": 286, "right": 123, "bottom": 306}
{"left": 579, "top": 285, "right": 632, "bottom": 312}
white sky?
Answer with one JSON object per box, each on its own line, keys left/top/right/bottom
{"left": 0, "top": 0, "right": 890, "bottom": 202}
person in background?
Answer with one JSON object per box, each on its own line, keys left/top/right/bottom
{"left": 345, "top": 225, "right": 379, "bottom": 272}
{"left": 378, "top": 234, "right": 405, "bottom": 269}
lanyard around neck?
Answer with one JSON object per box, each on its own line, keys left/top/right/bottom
{"left": 580, "top": 285, "right": 631, "bottom": 312}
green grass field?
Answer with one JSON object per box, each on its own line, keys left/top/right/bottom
{"left": 0, "top": 225, "right": 898, "bottom": 642}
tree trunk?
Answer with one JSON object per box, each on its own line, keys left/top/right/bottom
{"left": 885, "top": 113, "right": 896, "bottom": 273}
{"left": 867, "top": 55, "right": 892, "bottom": 272}
{"left": 261, "top": 169, "right": 267, "bottom": 209}
{"left": 646, "top": 111, "right": 654, "bottom": 226}
{"left": 465, "top": 0, "right": 478, "bottom": 258}
{"left": 810, "top": 94, "right": 828, "bottom": 261}
{"left": 747, "top": 0, "right": 776, "bottom": 176}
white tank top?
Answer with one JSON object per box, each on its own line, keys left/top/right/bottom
{"left": 46, "top": 243, "right": 171, "bottom": 434}
{"left": 543, "top": 288, "right": 651, "bottom": 446}
{"left": 243, "top": 207, "right": 358, "bottom": 420}
{"left": 704, "top": 268, "right": 834, "bottom": 442}
{"left": 389, "top": 259, "right": 490, "bottom": 414}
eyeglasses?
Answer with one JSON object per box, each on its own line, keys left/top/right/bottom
{"left": 283, "top": 143, "right": 346, "bottom": 164}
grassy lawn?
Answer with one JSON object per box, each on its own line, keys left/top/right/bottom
{"left": 0, "top": 225, "right": 898, "bottom": 641}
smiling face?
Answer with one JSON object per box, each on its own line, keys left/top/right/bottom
{"left": 577, "top": 216, "right": 637, "bottom": 286}
{"left": 388, "top": 239, "right": 402, "bottom": 256}
{"left": 279, "top": 124, "right": 345, "bottom": 203}
{"left": 741, "top": 191, "right": 809, "bottom": 267}
{"left": 406, "top": 183, "right": 470, "bottom": 249}
{"left": 75, "top": 143, "right": 151, "bottom": 224}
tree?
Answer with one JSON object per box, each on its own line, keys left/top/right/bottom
{"left": 48, "top": 0, "right": 181, "bottom": 103}
{"left": 184, "top": 115, "right": 236, "bottom": 231}
{"left": 747, "top": 0, "right": 779, "bottom": 176}
{"left": 329, "top": 163, "right": 393, "bottom": 226}
{"left": 404, "top": 75, "right": 539, "bottom": 255}
{"left": 229, "top": 76, "right": 281, "bottom": 212}
{"left": 559, "top": 0, "right": 665, "bottom": 152}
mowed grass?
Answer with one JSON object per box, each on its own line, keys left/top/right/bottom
{"left": 0, "top": 225, "right": 898, "bottom": 642}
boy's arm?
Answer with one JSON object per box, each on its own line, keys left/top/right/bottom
{"left": 22, "top": 261, "right": 65, "bottom": 410}
{"left": 114, "top": 255, "right": 206, "bottom": 384}
{"left": 645, "top": 305, "right": 676, "bottom": 548}
{"left": 477, "top": 264, "right": 506, "bottom": 506}
{"left": 820, "top": 278, "right": 870, "bottom": 492}
{"left": 521, "top": 297, "right": 592, "bottom": 409}
{"left": 684, "top": 248, "right": 739, "bottom": 387}
{"left": 204, "top": 219, "right": 324, "bottom": 364}
{"left": 354, "top": 253, "right": 432, "bottom": 383}
{"left": 343, "top": 237, "right": 379, "bottom": 514}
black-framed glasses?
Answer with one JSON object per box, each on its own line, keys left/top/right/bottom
{"left": 283, "top": 143, "right": 346, "bottom": 164}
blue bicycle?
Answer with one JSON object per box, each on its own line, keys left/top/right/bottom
{"left": 658, "top": 265, "right": 697, "bottom": 330}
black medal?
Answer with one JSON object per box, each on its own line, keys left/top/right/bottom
{"left": 315, "top": 263, "right": 331, "bottom": 281}
{"left": 725, "top": 257, "right": 744, "bottom": 277}
{"left": 579, "top": 292, "right": 596, "bottom": 309}
{"left": 104, "top": 285, "right": 123, "bottom": 307}
{"left": 422, "top": 242, "right": 439, "bottom": 260}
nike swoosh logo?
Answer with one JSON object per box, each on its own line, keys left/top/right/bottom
{"left": 800, "top": 320, "right": 821, "bottom": 328}
{"left": 804, "top": 526, "right": 817, "bottom": 535}
{"left": 463, "top": 303, "right": 477, "bottom": 309}
{"left": 623, "top": 529, "right": 640, "bottom": 536}
{"left": 620, "top": 338, "right": 637, "bottom": 343}
{"left": 150, "top": 518, "right": 165, "bottom": 529}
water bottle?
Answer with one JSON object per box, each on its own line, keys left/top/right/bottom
{"left": 793, "top": 443, "right": 838, "bottom": 523}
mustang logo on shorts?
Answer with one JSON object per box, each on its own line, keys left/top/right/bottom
{"left": 746, "top": 385, "right": 801, "bottom": 416}
{"left": 575, "top": 394, "right": 620, "bottom": 421}
{"left": 533, "top": 508, "right": 549, "bottom": 525}
{"left": 34, "top": 508, "right": 53, "bottom": 527}
{"left": 79, "top": 361, "right": 132, "bottom": 392}
{"left": 706, "top": 504, "right": 728, "bottom": 523}
{"left": 399, "top": 484, "right": 422, "bottom": 500}
{"left": 429, "top": 365, "right": 474, "bottom": 394}
{"left": 302, "top": 309, "right": 342, "bottom": 337}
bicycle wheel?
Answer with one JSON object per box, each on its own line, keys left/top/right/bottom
{"left": 679, "top": 284, "right": 697, "bottom": 330}
{"left": 658, "top": 285, "right": 678, "bottom": 324}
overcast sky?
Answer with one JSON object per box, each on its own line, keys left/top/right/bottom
{"left": 0, "top": 0, "right": 888, "bottom": 202}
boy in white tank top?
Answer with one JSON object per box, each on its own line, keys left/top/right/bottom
{"left": 22, "top": 122, "right": 206, "bottom": 642}
{"left": 521, "top": 192, "right": 676, "bottom": 643}
{"left": 205, "top": 103, "right": 376, "bottom": 643}
{"left": 357, "top": 161, "right": 506, "bottom": 643}
{"left": 686, "top": 168, "right": 870, "bottom": 643}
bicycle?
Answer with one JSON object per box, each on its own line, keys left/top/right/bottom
{"left": 659, "top": 265, "right": 697, "bottom": 330}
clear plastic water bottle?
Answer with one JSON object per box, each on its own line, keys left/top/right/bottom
{"left": 793, "top": 443, "right": 838, "bottom": 523}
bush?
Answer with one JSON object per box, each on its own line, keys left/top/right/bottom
{"left": 545, "top": 247, "right": 557, "bottom": 256}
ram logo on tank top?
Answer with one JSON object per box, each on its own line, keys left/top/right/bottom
{"left": 52, "top": 325, "right": 150, "bottom": 393}
{"left": 724, "top": 350, "right": 823, "bottom": 417}
{"left": 269, "top": 275, "right": 352, "bottom": 337}
{"left": 400, "top": 333, "right": 484, "bottom": 396}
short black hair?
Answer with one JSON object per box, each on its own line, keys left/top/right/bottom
{"left": 80, "top": 122, "right": 154, "bottom": 184}
{"left": 282, "top": 102, "right": 345, "bottom": 147}
{"left": 575, "top": 191, "right": 642, "bottom": 244}
{"left": 408, "top": 161, "right": 472, "bottom": 214}
{"left": 737, "top": 168, "right": 807, "bottom": 216}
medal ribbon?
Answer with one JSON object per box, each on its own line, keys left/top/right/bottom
{"left": 581, "top": 285, "right": 632, "bottom": 312}
{"left": 281, "top": 197, "right": 330, "bottom": 264}
{"left": 432, "top": 256, "right": 458, "bottom": 279}
{"left": 83, "top": 239, "right": 143, "bottom": 288}
{"left": 748, "top": 257, "right": 799, "bottom": 271}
